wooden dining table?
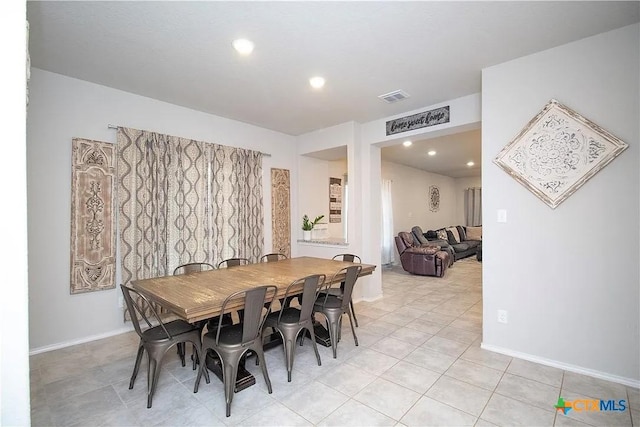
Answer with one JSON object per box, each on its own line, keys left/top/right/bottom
{"left": 132, "top": 256, "right": 376, "bottom": 323}
{"left": 131, "top": 256, "right": 376, "bottom": 391}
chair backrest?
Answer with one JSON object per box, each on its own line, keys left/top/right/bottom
{"left": 332, "top": 253, "right": 361, "bottom": 263}
{"left": 279, "top": 274, "right": 325, "bottom": 324}
{"left": 260, "top": 253, "right": 288, "bottom": 263}
{"left": 319, "top": 265, "right": 362, "bottom": 310}
{"left": 217, "top": 258, "right": 250, "bottom": 269}
{"left": 411, "top": 226, "right": 430, "bottom": 245}
{"left": 394, "top": 235, "right": 407, "bottom": 255}
{"left": 120, "top": 284, "right": 171, "bottom": 339}
{"left": 215, "top": 285, "right": 278, "bottom": 345}
{"left": 173, "top": 262, "right": 215, "bottom": 276}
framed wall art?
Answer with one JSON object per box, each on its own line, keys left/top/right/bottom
{"left": 429, "top": 185, "right": 440, "bottom": 212}
{"left": 494, "top": 99, "right": 628, "bottom": 209}
{"left": 70, "top": 138, "right": 116, "bottom": 294}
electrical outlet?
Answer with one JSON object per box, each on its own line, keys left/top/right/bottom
{"left": 497, "top": 309, "right": 508, "bottom": 324}
{"left": 497, "top": 209, "right": 507, "bottom": 223}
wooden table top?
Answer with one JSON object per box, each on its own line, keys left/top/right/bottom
{"left": 132, "top": 256, "right": 376, "bottom": 323}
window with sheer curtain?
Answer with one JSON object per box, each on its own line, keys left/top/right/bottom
{"left": 117, "top": 127, "right": 263, "bottom": 302}
{"left": 381, "top": 179, "right": 395, "bottom": 265}
{"left": 465, "top": 187, "right": 482, "bottom": 226}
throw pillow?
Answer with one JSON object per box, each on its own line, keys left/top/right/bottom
{"left": 456, "top": 226, "right": 467, "bottom": 242}
{"left": 445, "top": 230, "right": 459, "bottom": 245}
{"left": 436, "top": 229, "right": 448, "bottom": 241}
{"left": 465, "top": 226, "right": 482, "bottom": 240}
{"left": 446, "top": 227, "right": 460, "bottom": 244}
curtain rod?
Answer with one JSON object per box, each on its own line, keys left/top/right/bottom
{"left": 108, "top": 124, "right": 272, "bottom": 157}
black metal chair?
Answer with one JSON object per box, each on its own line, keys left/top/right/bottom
{"left": 314, "top": 265, "right": 362, "bottom": 359}
{"left": 217, "top": 258, "right": 251, "bottom": 268}
{"left": 259, "top": 253, "right": 288, "bottom": 263}
{"left": 195, "top": 285, "right": 277, "bottom": 417}
{"left": 328, "top": 254, "right": 362, "bottom": 327}
{"left": 120, "top": 284, "right": 209, "bottom": 408}
{"left": 264, "top": 274, "right": 325, "bottom": 382}
{"left": 173, "top": 262, "right": 215, "bottom": 369}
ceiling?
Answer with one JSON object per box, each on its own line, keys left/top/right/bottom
{"left": 27, "top": 1, "right": 638, "bottom": 175}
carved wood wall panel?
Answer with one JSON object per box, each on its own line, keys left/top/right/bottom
{"left": 70, "top": 138, "right": 116, "bottom": 294}
{"left": 271, "top": 168, "right": 291, "bottom": 258}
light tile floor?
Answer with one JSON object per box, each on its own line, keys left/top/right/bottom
{"left": 30, "top": 258, "right": 639, "bottom": 426}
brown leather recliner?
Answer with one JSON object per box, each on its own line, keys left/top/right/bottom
{"left": 394, "top": 232, "right": 450, "bottom": 277}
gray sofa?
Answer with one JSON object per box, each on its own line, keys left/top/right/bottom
{"left": 414, "top": 225, "right": 481, "bottom": 261}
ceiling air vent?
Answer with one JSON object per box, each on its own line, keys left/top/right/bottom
{"left": 378, "top": 90, "right": 410, "bottom": 104}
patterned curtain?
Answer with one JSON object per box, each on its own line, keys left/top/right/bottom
{"left": 465, "top": 187, "right": 482, "bottom": 226}
{"left": 207, "top": 144, "right": 263, "bottom": 263}
{"left": 117, "top": 127, "right": 263, "bottom": 318}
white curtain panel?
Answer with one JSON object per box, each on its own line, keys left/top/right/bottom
{"left": 465, "top": 187, "right": 482, "bottom": 226}
{"left": 381, "top": 179, "right": 395, "bottom": 265}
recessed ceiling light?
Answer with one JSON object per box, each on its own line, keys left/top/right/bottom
{"left": 467, "top": 161, "right": 475, "bottom": 167}
{"left": 428, "top": 150, "right": 436, "bottom": 156}
{"left": 403, "top": 140, "right": 412, "bottom": 147}
{"left": 309, "top": 76, "right": 325, "bottom": 89}
{"left": 232, "top": 39, "right": 254, "bottom": 55}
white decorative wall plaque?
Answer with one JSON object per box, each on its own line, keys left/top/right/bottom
{"left": 494, "top": 99, "right": 627, "bottom": 209}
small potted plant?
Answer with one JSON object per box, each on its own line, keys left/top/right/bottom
{"left": 302, "top": 214, "right": 324, "bottom": 241}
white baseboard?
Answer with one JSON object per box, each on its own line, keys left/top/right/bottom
{"left": 29, "top": 325, "right": 135, "bottom": 356}
{"left": 481, "top": 342, "right": 640, "bottom": 389}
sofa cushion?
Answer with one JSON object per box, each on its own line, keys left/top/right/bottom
{"left": 465, "top": 226, "right": 482, "bottom": 240}
{"left": 451, "top": 243, "right": 470, "bottom": 252}
{"left": 456, "top": 226, "right": 467, "bottom": 242}
{"left": 446, "top": 227, "right": 460, "bottom": 243}
{"left": 398, "top": 231, "right": 415, "bottom": 248}
{"left": 446, "top": 229, "right": 459, "bottom": 245}
{"left": 464, "top": 240, "right": 480, "bottom": 249}
{"left": 436, "top": 229, "right": 448, "bottom": 241}
{"left": 411, "top": 226, "right": 429, "bottom": 245}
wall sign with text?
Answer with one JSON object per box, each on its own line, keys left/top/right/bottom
{"left": 386, "top": 106, "right": 450, "bottom": 136}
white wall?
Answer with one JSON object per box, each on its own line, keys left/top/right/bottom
{"left": 455, "top": 176, "right": 482, "bottom": 226}
{"left": 381, "top": 161, "right": 458, "bottom": 237}
{"left": 298, "top": 155, "right": 331, "bottom": 237}
{"left": 27, "top": 69, "right": 297, "bottom": 351}
{"left": 482, "top": 24, "right": 639, "bottom": 384}
{"left": 1, "top": 2, "right": 30, "bottom": 423}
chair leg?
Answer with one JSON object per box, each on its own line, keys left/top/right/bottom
{"left": 306, "top": 325, "right": 322, "bottom": 367}
{"left": 194, "top": 346, "right": 210, "bottom": 393}
{"left": 284, "top": 336, "right": 295, "bottom": 382}
{"left": 177, "top": 343, "right": 186, "bottom": 367}
{"left": 324, "top": 312, "right": 341, "bottom": 359}
{"left": 221, "top": 352, "right": 242, "bottom": 417}
{"left": 346, "top": 311, "right": 359, "bottom": 347}
{"left": 129, "top": 343, "right": 144, "bottom": 389}
{"left": 145, "top": 351, "right": 164, "bottom": 409}
{"left": 350, "top": 300, "right": 359, "bottom": 327}
{"left": 254, "top": 346, "right": 272, "bottom": 394}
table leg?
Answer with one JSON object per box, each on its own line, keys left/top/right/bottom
{"left": 204, "top": 352, "right": 256, "bottom": 392}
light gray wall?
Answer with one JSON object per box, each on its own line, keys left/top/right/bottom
{"left": 381, "top": 161, "right": 458, "bottom": 236}
{"left": 27, "top": 69, "right": 297, "bottom": 351}
{"left": 482, "top": 24, "right": 639, "bottom": 383}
